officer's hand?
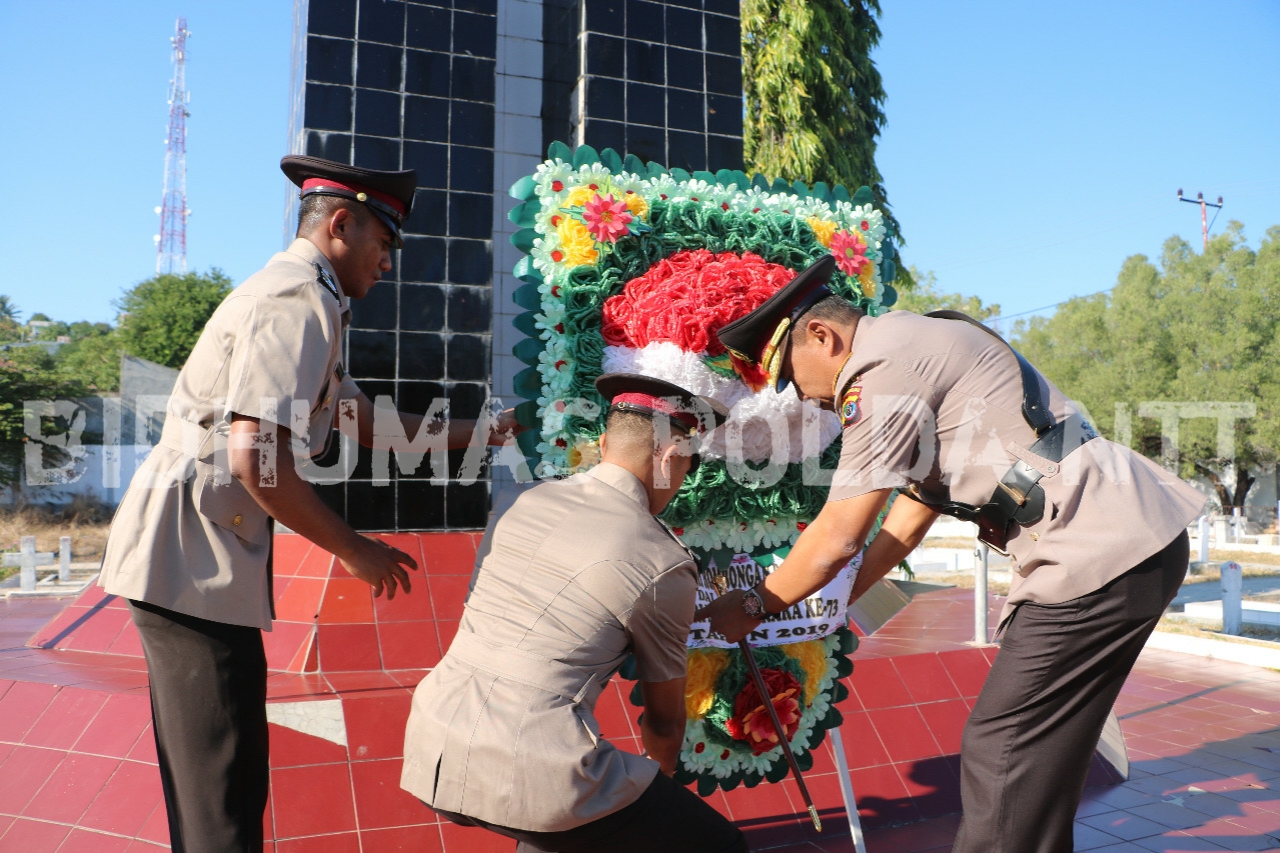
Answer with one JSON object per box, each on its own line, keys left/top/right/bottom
{"left": 487, "top": 407, "right": 527, "bottom": 446}
{"left": 694, "top": 591, "right": 762, "bottom": 644}
{"left": 338, "top": 536, "right": 419, "bottom": 600}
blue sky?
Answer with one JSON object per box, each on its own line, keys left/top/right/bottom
{"left": 0, "top": 1, "right": 1276, "bottom": 326}
{"left": 0, "top": 1, "right": 295, "bottom": 324}
{"left": 873, "top": 1, "right": 1280, "bottom": 327}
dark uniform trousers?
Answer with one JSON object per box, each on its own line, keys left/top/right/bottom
{"left": 432, "top": 771, "right": 749, "bottom": 853}
{"left": 953, "top": 531, "right": 1189, "bottom": 853}
{"left": 130, "top": 600, "right": 270, "bottom": 853}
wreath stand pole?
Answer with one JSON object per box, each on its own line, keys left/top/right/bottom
{"left": 828, "top": 726, "right": 867, "bottom": 853}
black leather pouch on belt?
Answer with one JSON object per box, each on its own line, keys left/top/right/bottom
{"left": 978, "top": 413, "right": 1098, "bottom": 550}
{"left": 909, "top": 414, "right": 1097, "bottom": 552}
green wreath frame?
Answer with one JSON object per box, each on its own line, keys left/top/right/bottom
{"left": 504, "top": 141, "right": 897, "bottom": 792}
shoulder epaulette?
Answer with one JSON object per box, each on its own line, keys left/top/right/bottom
{"left": 313, "top": 264, "right": 341, "bottom": 304}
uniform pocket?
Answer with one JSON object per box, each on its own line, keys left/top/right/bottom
{"left": 191, "top": 459, "right": 271, "bottom": 546}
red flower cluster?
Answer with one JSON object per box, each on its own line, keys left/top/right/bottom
{"left": 600, "top": 249, "right": 796, "bottom": 355}
{"left": 724, "top": 668, "right": 803, "bottom": 755}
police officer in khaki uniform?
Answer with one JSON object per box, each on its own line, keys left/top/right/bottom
{"left": 401, "top": 374, "right": 748, "bottom": 853}
{"left": 100, "top": 156, "right": 514, "bottom": 853}
{"left": 700, "top": 257, "right": 1205, "bottom": 853}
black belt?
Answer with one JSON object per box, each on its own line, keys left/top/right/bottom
{"left": 898, "top": 312, "right": 1099, "bottom": 552}
{"left": 905, "top": 413, "right": 1097, "bottom": 551}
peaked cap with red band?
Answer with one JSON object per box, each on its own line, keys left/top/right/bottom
{"left": 715, "top": 255, "right": 837, "bottom": 393}
{"left": 595, "top": 373, "right": 729, "bottom": 435}
{"left": 281, "top": 155, "right": 417, "bottom": 248}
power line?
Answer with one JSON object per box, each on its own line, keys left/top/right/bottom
{"left": 1207, "top": 204, "right": 1223, "bottom": 235}
{"left": 989, "top": 190, "right": 1246, "bottom": 327}
{"left": 988, "top": 286, "right": 1115, "bottom": 325}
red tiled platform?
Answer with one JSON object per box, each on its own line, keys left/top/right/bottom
{"left": 766, "top": 649, "right": 1280, "bottom": 853}
{"left": 3, "top": 533, "right": 1257, "bottom": 852}
{"left": 0, "top": 532, "right": 485, "bottom": 852}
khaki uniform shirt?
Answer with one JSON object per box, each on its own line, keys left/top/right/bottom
{"left": 401, "top": 463, "right": 697, "bottom": 832}
{"left": 99, "top": 238, "right": 360, "bottom": 630}
{"left": 827, "top": 312, "right": 1205, "bottom": 624}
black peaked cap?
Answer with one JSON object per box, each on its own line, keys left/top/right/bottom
{"left": 280, "top": 156, "right": 417, "bottom": 214}
{"left": 281, "top": 156, "right": 418, "bottom": 246}
{"left": 715, "top": 255, "right": 838, "bottom": 365}
{"left": 595, "top": 373, "right": 729, "bottom": 432}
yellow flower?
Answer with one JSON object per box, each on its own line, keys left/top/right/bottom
{"left": 566, "top": 185, "right": 597, "bottom": 209}
{"left": 782, "top": 640, "right": 828, "bottom": 706}
{"left": 858, "top": 264, "right": 877, "bottom": 297}
{"left": 685, "top": 648, "right": 731, "bottom": 719}
{"left": 567, "top": 439, "right": 600, "bottom": 469}
{"left": 623, "top": 192, "right": 648, "bottom": 219}
{"left": 556, "top": 217, "right": 599, "bottom": 267}
{"left": 807, "top": 217, "right": 838, "bottom": 248}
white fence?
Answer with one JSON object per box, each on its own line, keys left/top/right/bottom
{"left": 3, "top": 535, "right": 71, "bottom": 592}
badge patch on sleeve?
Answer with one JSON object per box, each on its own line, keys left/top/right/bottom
{"left": 839, "top": 385, "right": 863, "bottom": 427}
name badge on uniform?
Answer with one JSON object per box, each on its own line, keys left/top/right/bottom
{"left": 839, "top": 383, "right": 863, "bottom": 427}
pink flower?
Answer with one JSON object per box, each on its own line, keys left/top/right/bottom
{"left": 582, "top": 194, "right": 633, "bottom": 243}
{"left": 830, "top": 230, "right": 871, "bottom": 277}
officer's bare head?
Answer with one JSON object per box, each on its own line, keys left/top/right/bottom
{"left": 785, "top": 295, "right": 864, "bottom": 409}
{"left": 296, "top": 195, "right": 394, "bottom": 300}
{"left": 600, "top": 409, "right": 697, "bottom": 515}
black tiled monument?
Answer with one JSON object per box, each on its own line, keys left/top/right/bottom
{"left": 290, "top": 0, "right": 743, "bottom": 530}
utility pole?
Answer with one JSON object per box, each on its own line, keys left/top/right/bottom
{"left": 155, "top": 18, "right": 191, "bottom": 275}
{"left": 1177, "top": 189, "right": 1223, "bottom": 251}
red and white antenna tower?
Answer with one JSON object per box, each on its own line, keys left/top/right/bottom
{"left": 155, "top": 18, "right": 191, "bottom": 275}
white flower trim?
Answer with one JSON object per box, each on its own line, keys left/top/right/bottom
{"left": 674, "top": 516, "right": 808, "bottom": 553}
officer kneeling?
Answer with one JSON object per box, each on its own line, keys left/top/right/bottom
{"left": 401, "top": 374, "right": 749, "bottom": 853}
{"left": 698, "top": 257, "right": 1205, "bottom": 853}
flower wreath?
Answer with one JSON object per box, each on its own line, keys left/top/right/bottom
{"left": 506, "top": 141, "right": 898, "bottom": 792}
{"left": 621, "top": 624, "right": 857, "bottom": 794}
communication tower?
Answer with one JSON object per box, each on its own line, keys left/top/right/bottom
{"left": 155, "top": 18, "right": 191, "bottom": 275}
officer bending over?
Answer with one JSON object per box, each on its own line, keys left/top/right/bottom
{"left": 700, "top": 257, "right": 1203, "bottom": 853}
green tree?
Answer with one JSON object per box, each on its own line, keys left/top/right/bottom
{"left": 57, "top": 332, "right": 122, "bottom": 392}
{"left": 892, "top": 267, "right": 1000, "bottom": 321}
{"left": 742, "top": 0, "right": 899, "bottom": 240}
{"left": 67, "top": 321, "right": 112, "bottom": 341}
{"left": 30, "top": 321, "right": 70, "bottom": 341}
{"left": 1014, "top": 222, "right": 1280, "bottom": 511}
{"left": 0, "top": 296, "right": 20, "bottom": 324}
{"left": 0, "top": 347, "right": 85, "bottom": 490}
{"left": 116, "top": 269, "right": 232, "bottom": 369}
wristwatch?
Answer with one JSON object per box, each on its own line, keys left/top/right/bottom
{"left": 742, "top": 586, "right": 768, "bottom": 619}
